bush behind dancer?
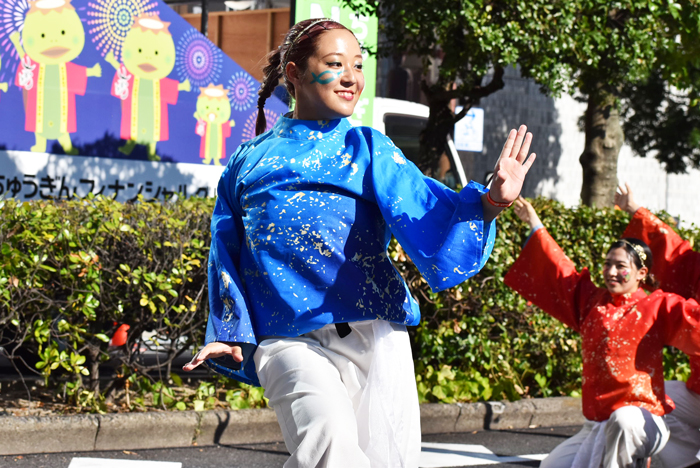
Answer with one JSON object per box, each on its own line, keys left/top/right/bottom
{"left": 617, "top": 183, "right": 700, "bottom": 468}
{"left": 505, "top": 196, "right": 700, "bottom": 468}
{"left": 182, "top": 18, "right": 537, "bottom": 467}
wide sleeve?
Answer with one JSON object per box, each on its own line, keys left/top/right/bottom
{"left": 366, "top": 129, "right": 495, "bottom": 291}
{"left": 623, "top": 207, "right": 700, "bottom": 299}
{"left": 504, "top": 228, "right": 599, "bottom": 331}
{"left": 657, "top": 293, "right": 700, "bottom": 358}
{"left": 161, "top": 77, "right": 179, "bottom": 105}
{"left": 66, "top": 62, "right": 88, "bottom": 96}
{"left": 203, "top": 164, "right": 260, "bottom": 386}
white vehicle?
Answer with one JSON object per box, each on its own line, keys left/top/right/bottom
{"left": 372, "top": 97, "right": 468, "bottom": 190}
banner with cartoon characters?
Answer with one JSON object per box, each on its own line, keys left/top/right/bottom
{"left": 0, "top": 0, "right": 288, "bottom": 201}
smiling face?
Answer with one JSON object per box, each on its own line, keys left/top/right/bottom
{"left": 287, "top": 29, "right": 364, "bottom": 121}
{"left": 122, "top": 17, "right": 175, "bottom": 80}
{"left": 196, "top": 88, "right": 232, "bottom": 124}
{"left": 22, "top": 4, "right": 85, "bottom": 65}
{"left": 603, "top": 247, "right": 647, "bottom": 296}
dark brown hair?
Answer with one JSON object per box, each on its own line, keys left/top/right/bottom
{"left": 255, "top": 18, "right": 352, "bottom": 136}
{"left": 607, "top": 238, "right": 658, "bottom": 288}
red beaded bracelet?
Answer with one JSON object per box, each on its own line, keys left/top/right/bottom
{"left": 486, "top": 191, "right": 513, "bottom": 208}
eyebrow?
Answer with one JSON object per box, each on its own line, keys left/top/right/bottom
{"left": 322, "top": 52, "right": 363, "bottom": 59}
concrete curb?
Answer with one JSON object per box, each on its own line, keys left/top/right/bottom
{"left": 0, "top": 397, "right": 584, "bottom": 456}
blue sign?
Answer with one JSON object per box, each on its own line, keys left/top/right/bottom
{"left": 453, "top": 106, "right": 484, "bottom": 152}
{"left": 0, "top": 0, "right": 288, "bottom": 166}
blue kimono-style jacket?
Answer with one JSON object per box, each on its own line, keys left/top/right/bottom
{"left": 205, "top": 115, "right": 496, "bottom": 385}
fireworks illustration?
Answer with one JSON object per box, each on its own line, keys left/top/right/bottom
{"left": 86, "top": 0, "right": 158, "bottom": 62}
{"left": 228, "top": 71, "right": 257, "bottom": 112}
{"left": 0, "top": 0, "right": 29, "bottom": 82}
{"left": 242, "top": 109, "right": 279, "bottom": 142}
{"left": 175, "top": 28, "right": 222, "bottom": 88}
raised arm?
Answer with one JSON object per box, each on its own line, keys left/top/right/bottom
{"left": 505, "top": 198, "right": 598, "bottom": 331}
{"left": 618, "top": 183, "right": 700, "bottom": 299}
{"left": 482, "top": 126, "right": 537, "bottom": 222}
{"left": 104, "top": 51, "right": 120, "bottom": 71}
{"left": 367, "top": 129, "right": 496, "bottom": 291}
{"left": 9, "top": 31, "right": 24, "bottom": 58}
{"left": 513, "top": 195, "right": 543, "bottom": 232}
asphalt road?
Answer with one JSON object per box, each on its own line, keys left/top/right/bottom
{"left": 0, "top": 425, "right": 667, "bottom": 468}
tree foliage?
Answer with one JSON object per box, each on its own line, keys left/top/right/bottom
{"left": 621, "top": 72, "right": 700, "bottom": 174}
{"left": 345, "top": 0, "right": 543, "bottom": 172}
{"left": 347, "top": 0, "right": 700, "bottom": 205}
{"left": 518, "top": 1, "right": 700, "bottom": 205}
{"left": 0, "top": 195, "right": 210, "bottom": 399}
{"left": 617, "top": 3, "right": 700, "bottom": 174}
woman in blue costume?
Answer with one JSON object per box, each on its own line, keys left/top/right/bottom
{"left": 183, "top": 18, "right": 537, "bottom": 467}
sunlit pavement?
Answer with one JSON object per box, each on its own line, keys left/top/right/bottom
{"left": 1, "top": 425, "right": 665, "bottom": 468}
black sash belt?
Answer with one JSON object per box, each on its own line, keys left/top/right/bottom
{"left": 335, "top": 322, "right": 352, "bottom": 338}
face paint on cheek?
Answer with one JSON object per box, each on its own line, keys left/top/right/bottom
{"left": 620, "top": 270, "right": 631, "bottom": 282}
{"left": 310, "top": 70, "right": 343, "bottom": 85}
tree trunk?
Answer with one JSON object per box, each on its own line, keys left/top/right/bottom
{"left": 579, "top": 89, "right": 624, "bottom": 207}
{"left": 418, "top": 86, "right": 456, "bottom": 175}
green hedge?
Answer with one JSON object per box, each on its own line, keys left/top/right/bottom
{"left": 0, "top": 195, "right": 211, "bottom": 404}
{"left": 0, "top": 195, "right": 694, "bottom": 411}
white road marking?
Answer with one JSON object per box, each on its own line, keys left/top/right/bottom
{"left": 420, "top": 442, "right": 548, "bottom": 467}
{"left": 68, "top": 459, "right": 182, "bottom": 468}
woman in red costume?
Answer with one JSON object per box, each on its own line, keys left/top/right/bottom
{"left": 617, "top": 183, "right": 700, "bottom": 468}
{"left": 505, "top": 197, "right": 700, "bottom": 468}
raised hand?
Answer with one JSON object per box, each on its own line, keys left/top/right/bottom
{"left": 88, "top": 63, "right": 102, "bottom": 78}
{"left": 614, "top": 183, "right": 640, "bottom": 214}
{"left": 513, "top": 196, "right": 542, "bottom": 229}
{"left": 182, "top": 341, "right": 243, "bottom": 371}
{"left": 489, "top": 125, "right": 536, "bottom": 205}
{"left": 179, "top": 78, "right": 191, "bottom": 92}
{"left": 9, "top": 31, "right": 24, "bottom": 57}
{"left": 104, "top": 51, "right": 119, "bottom": 70}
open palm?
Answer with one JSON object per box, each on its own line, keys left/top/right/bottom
{"left": 182, "top": 341, "right": 243, "bottom": 371}
{"left": 489, "top": 126, "right": 536, "bottom": 204}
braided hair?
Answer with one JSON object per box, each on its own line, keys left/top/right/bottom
{"left": 255, "top": 18, "right": 352, "bottom": 136}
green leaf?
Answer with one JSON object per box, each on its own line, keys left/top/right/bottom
{"left": 95, "top": 334, "right": 110, "bottom": 343}
{"left": 170, "top": 373, "right": 183, "bottom": 387}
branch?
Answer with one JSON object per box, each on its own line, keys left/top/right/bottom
{"left": 472, "top": 66, "right": 506, "bottom": 99}
{"left": 454, "top": 105, "right": 471, "bottom": 122}
{"left": 421, "top": 66, "right": 506, "bottom": 104}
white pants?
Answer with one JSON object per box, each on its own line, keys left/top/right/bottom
{"left": 254, "top": 320, "right": 421, "bottom": 468}
{"left": 658, "top": 380, "right": 700, "bottom": 468}
{"left": 541, "top": 406, "right": 669, "bottom": 468}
